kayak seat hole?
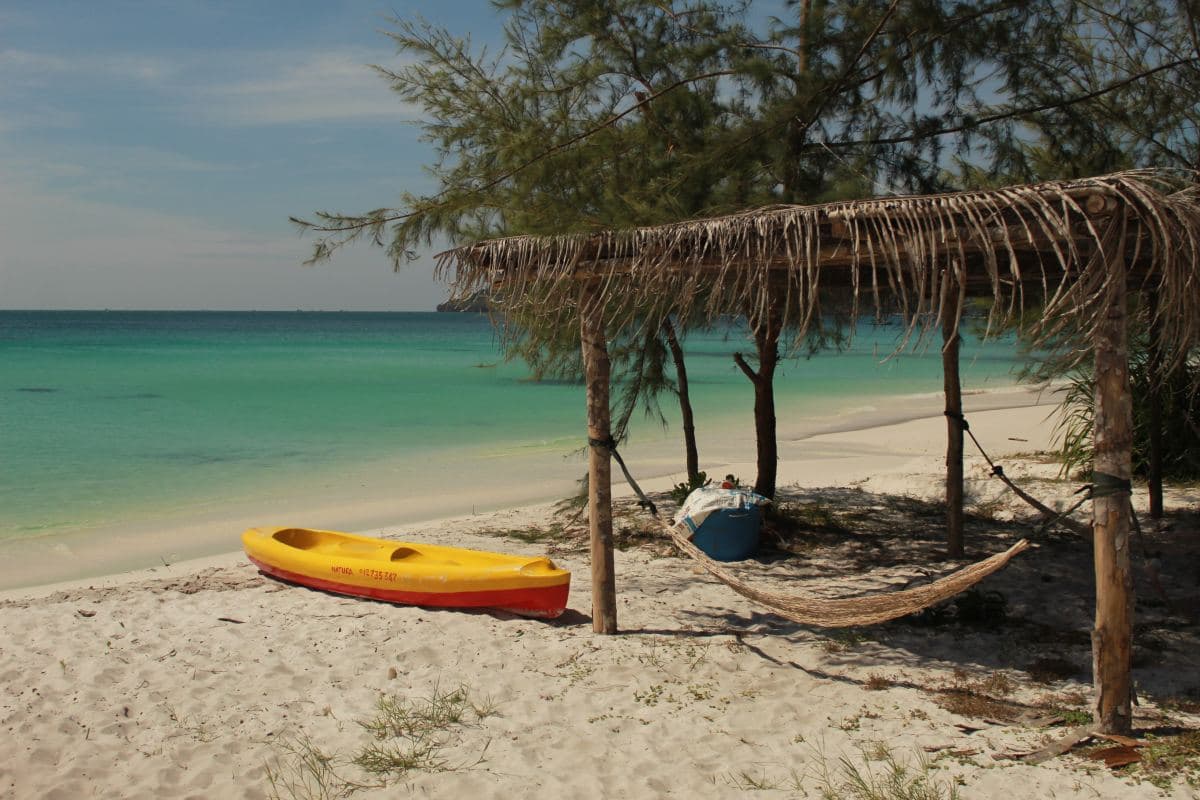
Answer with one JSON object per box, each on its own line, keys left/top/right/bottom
{"left": 390, "top": 547, "right": 418, "bottom": 561}
{"left": 273, "top": 528, "right": 322, "bottom": 549}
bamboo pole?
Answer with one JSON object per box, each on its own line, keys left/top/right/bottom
{"left": 580, "top": 287, "right": 618, "bottom": 634}
{"left": 943, "top": 288, "right": 965, "bottom": 559}
{"left": 1091, "top": 222, "right": 1135, "bottom": 735}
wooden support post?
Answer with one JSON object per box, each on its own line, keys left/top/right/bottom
{"left": 1147, "top": 290, "right": 1164, "bottom": 519}
{"left": 1092, "top": 238, "right": 1135, "bottom": 736}
{"left": 580, "top": 288, "right": 618, "bottom": 634}
{"left": 943, "top": 287, "right": 965, "bottom": 560}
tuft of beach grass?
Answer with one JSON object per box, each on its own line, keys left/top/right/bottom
{"left": 265, "top": 684, "right": 496, "bottom": 799}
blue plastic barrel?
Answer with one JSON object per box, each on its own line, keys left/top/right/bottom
{"left": 691, "top": 507, "right": 761, "bottom": 561}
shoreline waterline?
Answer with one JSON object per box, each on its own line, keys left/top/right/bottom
{"left": 0, "top": 384, "right": 1057, "bottom": 595}
{"left": 3, "top": 309, "right": 1042, "bottom": 591}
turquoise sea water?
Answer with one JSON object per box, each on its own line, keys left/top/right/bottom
{"left": 1, "top": 311, "right": 1024, "bottom": 574}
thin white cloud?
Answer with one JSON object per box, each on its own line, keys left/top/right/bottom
{"left": 0, "top": 49, "right": 177, "bottom": 134}
{"left": 0, "top": 106, "right": 79, "bottom": 134}
{"left": 1, "top": 45, "right": 417, "bottom": 129}
{"left": 89, "top": 144, "right": 238, "bottom": 175}
{"left": 0, "top": 160, "right": 445, "bottom": 311}
{"left": 0, "top": 49, "right": 70, "bottom": 72}
{"left": 98, "top": 53, "right": 176, "bottom": 83}
{"left": 0, "top": 142, "right": 238, "bottom": 206}
{"left": 196, "top": 50, "right": 419, "bottom": 126}
{"left": 0, "top": 48, "right": 176, "bottom": 85}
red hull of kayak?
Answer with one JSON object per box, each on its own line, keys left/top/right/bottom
{"left": 247, "top": 555, "right": 570, "bottom": 619}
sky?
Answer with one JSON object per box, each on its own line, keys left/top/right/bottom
{"left": 0, "top": 0, "right": 510, "bottom": 311}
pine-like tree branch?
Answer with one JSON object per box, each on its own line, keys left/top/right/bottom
{"left": 732, "top": 352, "right": 760, "bottom": 385}
{"left": 295, "top": 68, "right": 735, "bottom": 238}
{"left": 821, "top": 56, "right": 1197, "bottom": 151}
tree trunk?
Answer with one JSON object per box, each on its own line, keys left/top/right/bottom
{"left": 797, "top": 0, "right": 812, "bottom": 74}
{"left": 752, "top": 323, "right": 780, "bottom": 499}
{"left": 735, "top": 300, "right": 782, "bottom": 499}
{"left": 784, "top": 0, "right": 814, "bottom": 203}
{"left": 943, "top": 289, "right": 965, "bottom": 559}
{"left": 580, "top": 288, "right": 617, "bottom": 634}
{"left": 663, "top": 318, "right": 700, "bottom": 484}
{"left": 1091, "top": 232, "right": 1135, "bottom": 736}
{"left": 738, "top": 0, "right": 805, "bottom": 496}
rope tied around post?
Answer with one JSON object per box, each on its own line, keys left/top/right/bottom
{"left": 947, "top": 413, "right": 1170, "bottom": 610}
{"left": 588, "top": 436, "right": 658, "bottom": 517}
{"left": 946, "top": 410, "right": 1093, "bottom": 538}
{"left": 944, "top": 409, "right": 970, "bottom": 431}
{"left": 1091, "top": 471, "right": 1133, "bottom": 499}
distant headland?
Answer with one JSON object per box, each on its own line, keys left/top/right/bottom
{"left": 435, "top": 290, "right": 490, "bottom": 313}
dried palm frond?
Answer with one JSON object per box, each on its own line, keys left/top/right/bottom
{"left": 435, "top": 170, "right": 1200, "bottom": 627}
{"left": 437, "top": 170, "right": 1200, "bottom": 367}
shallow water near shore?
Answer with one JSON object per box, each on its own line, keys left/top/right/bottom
{"left": 1, "top": 309, "right": 1029, "bottom": 588}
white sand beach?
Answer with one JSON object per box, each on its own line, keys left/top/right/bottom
{"left": 2, "top": 394, "right": 1198, "bottom": 799}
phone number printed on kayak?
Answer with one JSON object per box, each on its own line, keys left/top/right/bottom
{"left": 357, "top": 567, "right": 398, "bottom": 583}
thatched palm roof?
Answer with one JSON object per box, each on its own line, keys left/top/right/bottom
{"left": 438, "top": 170, "right": 1200, "bottom": 361}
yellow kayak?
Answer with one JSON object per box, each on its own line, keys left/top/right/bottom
{"left": 242, "top": 526, "right": 570, "bottom": 618}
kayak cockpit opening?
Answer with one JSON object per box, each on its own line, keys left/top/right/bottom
{"left": 272, "top": 528, "right": 322, "bottom": 549}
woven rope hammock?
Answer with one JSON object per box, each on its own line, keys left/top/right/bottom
{"left": 655, "top": 516, "right": 1030, "bottom": 628}
{"left": 607, "top": 444, "right": 1032, "bottom": 628}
